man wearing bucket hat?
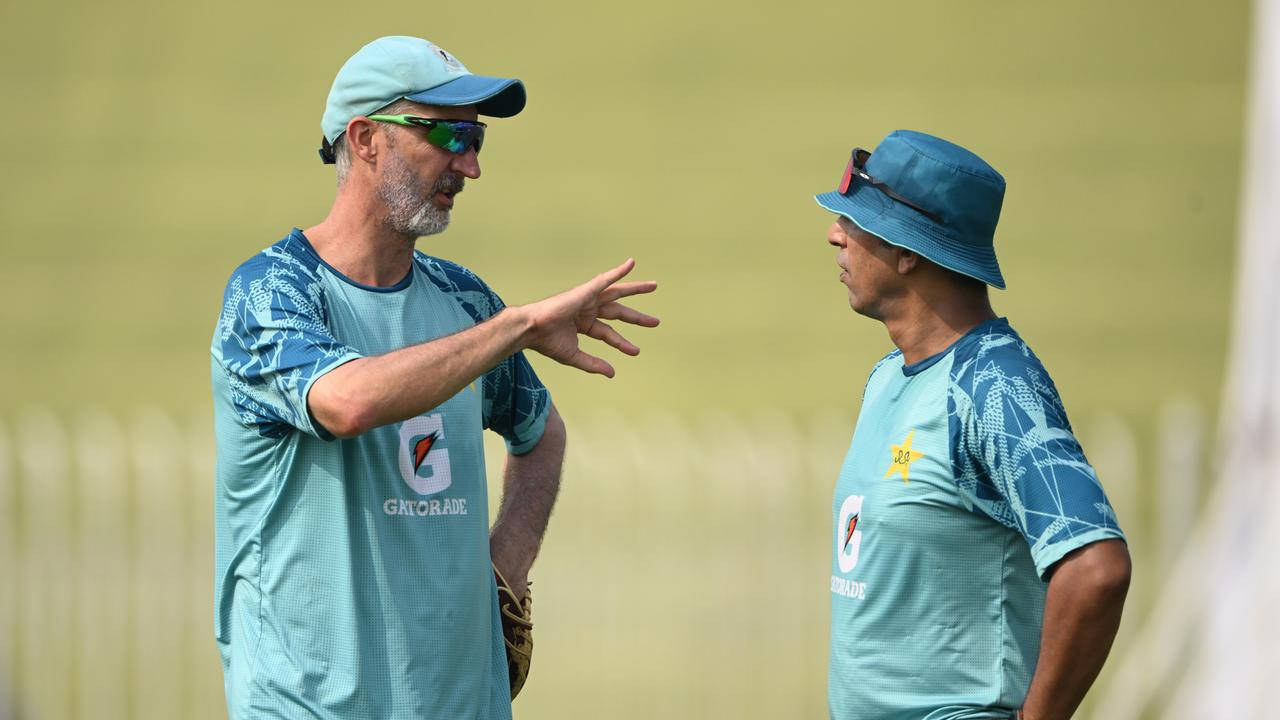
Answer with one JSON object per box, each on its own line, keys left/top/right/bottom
{"left": 210, "top": 36, "right": 658, "bottom": 719}
{"left": 817, "top": 130, "right": 1131, "bottom": 720}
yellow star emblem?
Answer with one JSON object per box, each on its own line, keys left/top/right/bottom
{"left": 884, "top": 430, "right": 925, "bottom": 485}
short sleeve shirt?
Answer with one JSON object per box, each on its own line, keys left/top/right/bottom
{"left": 210, "top": 229, "right": 550, "bottom": 720}
{"left": 828, "top": 318, "right": 1124, "bottom": 720}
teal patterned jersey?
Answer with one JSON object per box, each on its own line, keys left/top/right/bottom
{"left": 828, "top": 318, "right": 1124, "bottom": 720}
{"left": 210, "top": 229, "right": 550, "bottom": 720}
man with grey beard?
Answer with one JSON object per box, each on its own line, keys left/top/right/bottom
{"left": 209, "top": 36, "right": 659, "bottom": 720}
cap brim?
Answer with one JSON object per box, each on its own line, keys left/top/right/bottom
{"left": 815, "top": 189, "right": 1006, "bottom": 290}
{"left": 405, "top": 75, "right": 526, "bottom": 117}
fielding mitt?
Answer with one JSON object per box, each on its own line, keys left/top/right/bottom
{"left": 493, "top": 564, "right": 533, "bottom": 699}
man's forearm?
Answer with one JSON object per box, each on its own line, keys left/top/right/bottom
{"left": 1020, "top": 539, "right": 1131, "bottom": 720}
{"left": 307, "top": 259, "right": 657, "bottom": 439}
{"left": 309, "top": 307, "right": 533, "bottom": 438}
{"left": 490, "top": 404, "right": 566, "bottom": 598}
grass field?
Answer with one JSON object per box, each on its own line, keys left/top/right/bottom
{"left": 0, "top": 0, "right": 1252, "bottom": 717}
{"left": 0, "top": 0, "right": 1247, "bottom": 420}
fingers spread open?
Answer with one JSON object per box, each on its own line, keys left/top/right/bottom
{"left": 585, "top": 320, "right": 640, "bottom": 356}
{"left": 563, "top": 348, "right": 615, "bottom": 378}
{"left": 588, "top": 259, "right": 636, "bottom": 294}
{"left": 600, "top": 280, "right": 658, "bottom": 305}
{"left": 597, "top": 301, "right": 661, "bottom": 327}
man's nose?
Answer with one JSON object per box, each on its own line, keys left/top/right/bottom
{"left": 452, "top": 148, "right": 481, "bottom": 179}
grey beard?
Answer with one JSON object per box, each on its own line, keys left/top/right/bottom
{"left": 395, "top": 195, "right": 450, "bottom": 238}
{"left": 377, "top": 155, "right": 463, "bottom": 238}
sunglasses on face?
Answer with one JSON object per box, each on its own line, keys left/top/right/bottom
{"left": 839, "top": 148, "right": 942, "bottom": 223}
{"left": 367, "top": 114, "right": 488, "bottom": 155}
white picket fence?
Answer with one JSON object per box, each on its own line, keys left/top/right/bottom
{"left": 0, "top": 402, "right": 1207, "bottom": 720}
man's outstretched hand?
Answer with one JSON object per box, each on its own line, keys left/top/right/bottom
{"left": 518, "top": 259, "right": 659, "bottom": 377}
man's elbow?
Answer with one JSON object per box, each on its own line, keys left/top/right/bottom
{"left": 310, "top": 390, "right": 379, "bottom": 439}
{"left": 325, "top": 407, "right": 376, "bottom": 439}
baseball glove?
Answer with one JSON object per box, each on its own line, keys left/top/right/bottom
{"left": 493, "top": 564, "right": 533, "bottom": 699}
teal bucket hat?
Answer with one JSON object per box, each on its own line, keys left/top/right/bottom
{"left": 815, "top": 130, "right": 1007, "bottom": 289}
{"left": 319, "top": 36, "right": 526, "bottom": 162}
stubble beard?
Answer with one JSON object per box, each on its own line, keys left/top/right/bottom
{"left": 376, "top": 149, "right": 465, "bottom": 238}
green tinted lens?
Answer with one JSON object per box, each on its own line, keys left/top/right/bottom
{"left": 426, "top": 122, "right": 484, "bottom": 154}
{"left": 367, "top": 115, "right": 485, "bottom": 154}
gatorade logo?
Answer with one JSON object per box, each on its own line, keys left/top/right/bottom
{"left": 836, "top": 494, "right": 864, "bottom": 573}
{"left": 398, "top": 414, "right": 453, "bottom": 495}
{"left": 412, "top": 432, "right": 440, "bottom": 473}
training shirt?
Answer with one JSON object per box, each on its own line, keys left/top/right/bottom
{"left": 211, "top": 229, "right": 550, "bottom": 720}
{"left": 828, "top": 318, "right": 1124, "bottom": 720}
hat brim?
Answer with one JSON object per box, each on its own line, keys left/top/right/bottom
{"left": 815, "top": 187, "right": 1006, "bottom": 290}
{"left": 405, "top": 75, "right": 526, "bottom": 118}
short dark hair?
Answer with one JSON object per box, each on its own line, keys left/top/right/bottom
{"left": 945, "top": 269, "right": 988, "bottom": 292}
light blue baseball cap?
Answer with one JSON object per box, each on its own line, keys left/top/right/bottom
{"left": 320, "top": 36, "right": 526, "bottom": 155}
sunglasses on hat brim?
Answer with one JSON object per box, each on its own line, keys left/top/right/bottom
{"left": 839, "top": 148, "right": 943, "bottom": 223}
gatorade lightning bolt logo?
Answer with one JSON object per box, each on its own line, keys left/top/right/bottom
{"left": 836, "top": 495, "right": 864, "bottom": 573}
{"left": 397, "top": 414, "right": 452, "bottom": 496}
{"left": 843, "top": 512, "right": 860, "bottom": 552}
{"left": 413, "top": 431, "right": 441, "bottom": 472}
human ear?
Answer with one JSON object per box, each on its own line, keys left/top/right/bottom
{"left": 346, "top": 117, "right": 380, "bottom": 165}
{"left": 897, "top": 249, "right": 919, "bottom": 275}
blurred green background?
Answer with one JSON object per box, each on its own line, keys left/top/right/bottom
{"left": 0, "top": 0, "right": 1249, "bottom": 718}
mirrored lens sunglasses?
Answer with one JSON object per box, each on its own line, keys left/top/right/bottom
{"left": 839, "top": 148, "right": 942, "bottom": 223}
{"left": 367, "top": 114, "right": 487, "bottom": 155}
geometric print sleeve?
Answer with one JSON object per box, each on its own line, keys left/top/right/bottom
{"left": 213, "top": 246, "right": 363, "bottom": 440}
{"left": 948, "top": 331, "right": 1125, "bottom": 578}
{"left": 416, "top": 255, "right": 551, "bottom": 455}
